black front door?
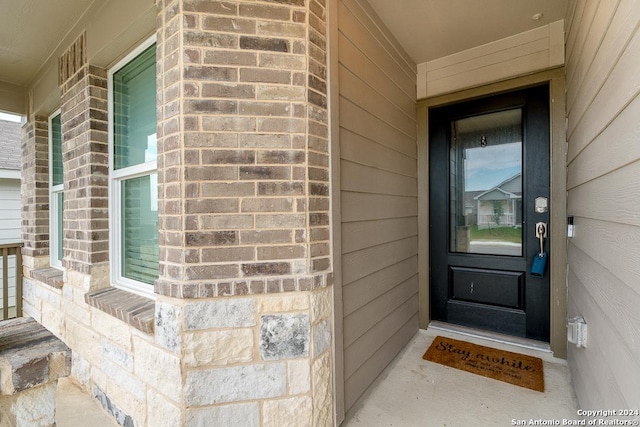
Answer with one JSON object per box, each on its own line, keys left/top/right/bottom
{"left": 429, "top": 84, "right": 550, "bottom": 342}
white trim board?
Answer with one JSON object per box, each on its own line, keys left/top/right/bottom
{"left": 0, "top": 170, "right": 20, "bottom": 180}
{"left": 417, "top": 20, "right": 564, "bottom": 99}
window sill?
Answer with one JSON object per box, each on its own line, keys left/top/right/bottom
{"left": 30, "top": 268, "right": 64, "bottom": 290}
{"left": 85, "top": 288, "right": 155, "bottom": 335}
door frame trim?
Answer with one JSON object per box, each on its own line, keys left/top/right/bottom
{"left": 417, "top": 68, "right": 568, "bottom": 358}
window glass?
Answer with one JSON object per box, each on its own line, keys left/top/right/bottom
{"left": 111, "top": 41, "right": 158, "bottom": 291}
{"left": 51, "top": 114, "right": 63, "bottom": 186}
{"left": 449, "top": 109, "right": 523, "bottom": 256}
{"left": 50, "top": 112, "right": 64, "bottom": 266}
{"left": 113, "top": 45, "right": 157, "bottom": 170}
{"left": 121, "top": 174, "right": 158, "bottom": 284}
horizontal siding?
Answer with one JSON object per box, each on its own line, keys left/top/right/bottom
{"left": 428, "top": 51, "right": 551, "bottom": 99}
{"left": 343, "top": 297, "right": 418, "bottom": 379}
{"left": 338, "top": 0, "right": 418, "bottom": 413}
{"left": 565, "top": 0, "right": 640, "bottom": 408}
{"left": 0, "top": 219, "right": 21, "bottom": 233}
{"left": 428, "top": 36, "right": 549, "bottom": 81}
{"left": 341, "top": 217, "right": 417, "bottom": 254}
{"left": 0, "top": 179, "right": 20, "bottom": 307}
{"left": 340, "top": 128, "right": 416, "bottom": 177}
{"left": 338, "top": 32, "right": 415, "bottom": 116}
{"left": 567, "top": 269, "right": 636, "bottom": 407}
{"left": 341, "top": 192, "right": 417, "bottom": 223}
{"left": 338, "top": 0, "right": 415, "bottom": 96}
{"left": 342, "top": 236, "right": 417, "bottom": 285}
{"left": 343, "top": 275, "right": 417, "bottom": 346}
{"left": 339, "top": 66, "right": 416, "bottom": 137}
{"left": 0, "top": 179, "right": 22, "bottom": 241}
{"left": 568, "top": 246, "right": 640, "bottom": 370}
{"left": 564, "top": 0, "right": 586, "bottom": 64}
{"left": 344, "top": 314, "right": 417, "bottom": 411}
{"left": 565, "top": 0, "right": 619, "bottom": 111}
{"left": 566, "top": 0, "right": 640, "bottom": 123}
{"left": 567, "top": 14, "right": 640, "bottom": 160}
{"left": 340, "top": 99, "right": 416, "bottom": 156}
{"left": 566, "top": 217, "right": 640, "bottom": 296}
{"left": 419, "top": 20, "right": 564, "bottom": 98}
{"left": 569, "top": 162, "right": 640, "bottom": 227}
{"left": 567, "top": 91, "right": 640, "bottom": 189}
{"left": 340, "top": 160, "right": 417, "bottom": 197}
{"left": 342, "top": 256, "right": 417, "bottom": 316}
{"left": 566, "top": 294, "right": 627, "bottom": 409}
{"left": 564, "top": 0, "right": 601, "bottom": 92}
{"left": 0, "top": 257, "right": 18, "bottom": 306}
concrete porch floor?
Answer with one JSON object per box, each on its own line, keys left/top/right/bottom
{"left": 343, "top": 327, "right": 579, "bottom": 427}
{"left": 55, "top": 379, "right": 118, "bottom": 427}
{"left": 55, "top": 327, "right": 578, "bottom": 426}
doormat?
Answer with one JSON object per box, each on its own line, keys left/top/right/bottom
{"left": 422, "top": 336, "right": 544, "bottom": 392}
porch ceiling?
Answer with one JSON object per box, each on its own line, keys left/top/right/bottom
{"left": 0, "top": 0, "right": 94, "bottom": 87}
{"left": 0, "top": 0, "right": 94, "bottom": 114}
{"left": 366, "top": 0, "right": 569, "bottom": 64}
{"left": 0, "top": 0, "right": 569, "bottom": 115}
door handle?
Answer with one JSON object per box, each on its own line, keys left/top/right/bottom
{"left": 531, "top": 222, "right": 548, "bottom": 277}
{"left": 535, "top": 222, "right": 547, "bottom": 254}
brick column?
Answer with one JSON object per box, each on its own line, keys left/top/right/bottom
{"left": 154, "top": 0, "right": 334, "bottom": 425}
{"left": 59, "top": 63, "right": 110, "bottom": 291}
{"left": 156, "top": 0, "right": 331, "bottom": 295}
{"left": 21, "top": 116, "right": 50, "bottom": 269}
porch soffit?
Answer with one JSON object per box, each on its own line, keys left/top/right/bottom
{"left": 0, "top": 0, "right": 94, "bottom": 88}
{"left": 1, "top": 0, "right": 569, "bottom": 87}
{"left": 0, "top": 0, "right": 569, "bottom": 114}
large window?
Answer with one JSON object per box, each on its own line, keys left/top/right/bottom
{"left": 49, "top": 111, "right": 63, "bottom": 268}
{"left": 109, "top": 37, "right": 158, "bottom": 295}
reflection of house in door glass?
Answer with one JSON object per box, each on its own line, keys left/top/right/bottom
{"left": 472, "top": 173, "right": 522, "bottom": 229}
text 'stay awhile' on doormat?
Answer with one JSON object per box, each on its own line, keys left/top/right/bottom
{"left": 422, "top": 336, "right": 544, "bottom": 392}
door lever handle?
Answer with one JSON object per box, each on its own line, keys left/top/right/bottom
{"left": 535, "top": 222, "right": 547, "bottom": 256}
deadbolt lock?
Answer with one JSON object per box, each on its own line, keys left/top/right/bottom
{"left": 535, "top": 197, "right": 548, "bottom": 213}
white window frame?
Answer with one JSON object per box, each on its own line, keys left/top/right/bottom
{"left": 108, "top": 35, "right": 157, "bottom": 298}
{"left": 48, "top": 109, "right": 63, "bottom": 269}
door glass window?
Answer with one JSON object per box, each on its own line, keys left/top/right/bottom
{"left": 450, "top": 109, "right": 523, "bottom": 256}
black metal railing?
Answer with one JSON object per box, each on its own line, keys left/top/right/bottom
{"left": 1, "top": 242, "right": 23, "bottom": 320}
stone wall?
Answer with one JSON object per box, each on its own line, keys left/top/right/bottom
{"left": 174, "top": 288, "right": 333, "bottom": 426}
{"left": 21, "top": 276, "right": 177, "bottom": 426}
{"left": 22, "top": 278, "right": 333, "bottom": 426}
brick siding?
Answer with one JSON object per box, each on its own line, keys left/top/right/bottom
{"left": 21, "top": 116, "right": 49, "bottom": 258}
{"left": 59, "top": 65, "right": 110, "bottom": 277}
{"left": 155, "top": 0, "right": 331, "bottom": 298}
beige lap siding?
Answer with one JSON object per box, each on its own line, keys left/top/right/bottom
{"left": 337, "top": 0, "right": 419, "bottom": 415}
